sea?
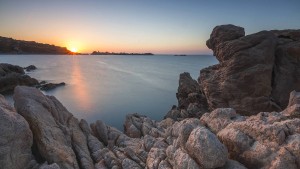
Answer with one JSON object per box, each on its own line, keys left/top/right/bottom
{"left": 0, "top": 54, "right": 217, "bottom": 130}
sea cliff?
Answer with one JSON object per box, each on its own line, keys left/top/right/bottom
{"left": 0, "top": 24, "right": 300, "bottom": 169}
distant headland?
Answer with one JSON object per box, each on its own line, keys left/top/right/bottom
{"left": 91, "top": 51, "right": 154, "bottom": 55}
{"left": 0, "top": 36, "right": 73, "bottom": 54}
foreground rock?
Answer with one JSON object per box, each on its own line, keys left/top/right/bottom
{"left": 201, "top": 91, "right": 300, "bottom": 169}
{"left": 0, "top": 63, "right": 39, "bottom": 93}
{"left": 0, "top": 94, "right": 33, "bottom": 169}
{"left": 9, "top": 86, "right": 246, "bottom": 169}
{"left": 199, "top": 24, "right": 300, "bottom": 115}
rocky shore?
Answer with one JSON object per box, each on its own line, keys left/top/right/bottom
{"left": 0, "top": 63, "right": 65, "bottom": 94}
{"left": 0, "top": 24, "right": 300, "bottom": 169}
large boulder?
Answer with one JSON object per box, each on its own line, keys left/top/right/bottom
{"left": 13, "top": 86, "right": 93, "bottom": 169}
{"left": 0, "top": 94, "right": 33, "bottom": 169}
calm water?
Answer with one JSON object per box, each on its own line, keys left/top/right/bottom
{"left": 0, "top": 55, "right": 217, "bottom": 130}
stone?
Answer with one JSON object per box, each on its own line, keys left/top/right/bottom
{"left": 206, "top": 24, "right": 245, "bottom": 57}
{"left": 39, "top": 82, "right": 66, "bottom": 91}
{"left": 24, "top": 65, "right": 37, "bottom": 71}
{"left": 0, "top": 94, "right": 33, "bottom": 169}
{"left": 13, "top": 86, "right": 94, "bottom": 169}
{"left": 201, "top": 25, "right": 281, "bottom": 115}
{"left": 0, "top": 63, "right": 38, "bottom": 93}
{"left": 185, "top": 127, "right": 228, "bottom": 169}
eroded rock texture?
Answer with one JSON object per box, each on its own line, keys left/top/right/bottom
{"left": 200, "top": 24, "right": 300, "bottom": 115}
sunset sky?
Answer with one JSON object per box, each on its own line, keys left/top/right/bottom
{"left": 1, "top": 0, "right": 300, "bottom": 54}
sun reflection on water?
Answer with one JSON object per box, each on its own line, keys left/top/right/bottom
{"left": 71, "top": 57, "right": 91, "bottom": 111}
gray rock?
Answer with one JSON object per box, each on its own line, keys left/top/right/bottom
{"left": 0, "top": 94, "right": 33, "bottom": 169}
{"left": 186, "top": 127, "right": 228, "bottom": 169}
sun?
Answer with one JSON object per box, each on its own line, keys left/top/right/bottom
{"left": 70, "top": 47, "right": 78, "bottom": 53}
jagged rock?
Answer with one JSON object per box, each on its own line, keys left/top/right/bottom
{"left": 0, "top": 94, "right": 33, "bottom": 169}
{"left": 201, "top": 91, "right": 300, "bottom": 169}
{"left": 201, "top": 25, "right": 282, "bottom": 115}
{"left": 165, "top": 72, "right": 208, "bottom": 120}
{"left": 13, "top": 86, "right": 93, "bottom": 169}
{"left": 0, "top": 63, "right": 39, "bottom": 93}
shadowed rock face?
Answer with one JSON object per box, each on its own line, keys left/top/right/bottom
{"left": 200, "top": 24, "right": 300, "bottom": 115}
{"left": 0, "top": 63, "right": 39, "bottom": 93}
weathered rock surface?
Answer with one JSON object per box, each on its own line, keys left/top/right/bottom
{"left": 14, "top": 86, "right": 93, "bottom": 169}
{"left": 165, "top": 72, "right": 208, "bottom": 120}
{"left": 0, "top": 94, "right": 33, "bottom": 169}
{"left": 201, "top": 91, "right": 300, "bottom": 169}
{"left": 199, "top": 24, "right": 300, "bottom": 115}
{"left": 0, "top": 63, "right": 39, "bottom": 93}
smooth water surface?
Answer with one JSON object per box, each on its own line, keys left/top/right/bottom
{"left": 0, "top": 55, "right": 217, "bottom": 130}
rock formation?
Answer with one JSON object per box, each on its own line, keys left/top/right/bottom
{"left": 0, "top": 25, "right": 299, "bottom": 169}
{"left": 200, "top": 24, "right": 300, "bottom": 115}
{"left": 0, "top": 63, "right": 39, "bottom": 93}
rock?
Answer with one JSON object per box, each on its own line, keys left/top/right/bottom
{"left": 206, "top": 24, "right": 245, "bottom": 57}
{"left": 13, "top": 86, "right": 94, "bottom": 169}
{"left": 200, "top": 108, "right": 245, "bottom": 133}
{"left": 0, "top": 94, "right": 33, "bottom": 169}
{"left": 271, "top": 35, "right": 300, "bottom": 108}
{"left": 185, "top": 127, "right": 228, "bottom": 169}
{"left": 39, "top": 82, "right": 66, "bottom": 91}
{"left": 165, "top": 72, "right": 208, "bottom": 120}
{"left": 218, "top": 160, "right": 247, "bottom": 169}
{"left": 213, "top": 91, "right": 300, "bottom": 168}
{"left": 24, "top": 65, "right": 37, "bottom": 71}
{"left": 39, "top": 163, "right": 61, "bottom": 169}
{"left": 0, "top": 63, "right": 39, "bottom": 93}
{"left": 201, "top": 25, "right": 281, "bottom": 115}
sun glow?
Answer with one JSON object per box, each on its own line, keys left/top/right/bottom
{"left": 70, "top": 47, "right": 78, "bottom": 53}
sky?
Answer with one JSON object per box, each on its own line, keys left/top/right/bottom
{"left": 0, "top": 0, "right": 300, "bottom": 54}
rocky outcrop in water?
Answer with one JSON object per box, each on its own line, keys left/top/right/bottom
{"left": 199, "top": 24, "right": 300, "bottom": 115}
{"left": 0, "top": 63, "right": 39, "bottom": 93}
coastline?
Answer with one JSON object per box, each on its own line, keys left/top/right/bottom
{"left": 1, "top": 24, "right": 300, "bottom": 169}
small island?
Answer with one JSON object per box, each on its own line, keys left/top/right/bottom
{"left": 91, "top": 51, "right": 154, "bottom": 55}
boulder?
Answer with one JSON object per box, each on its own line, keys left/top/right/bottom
{"left": 185, "top": 127, "right": 228, "bottom": 169}
{"left": 13, "top": 86, "right": 94, "bottom": 169}
{"left": 0, "top": 94, "right": 33, "bottom": 169}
